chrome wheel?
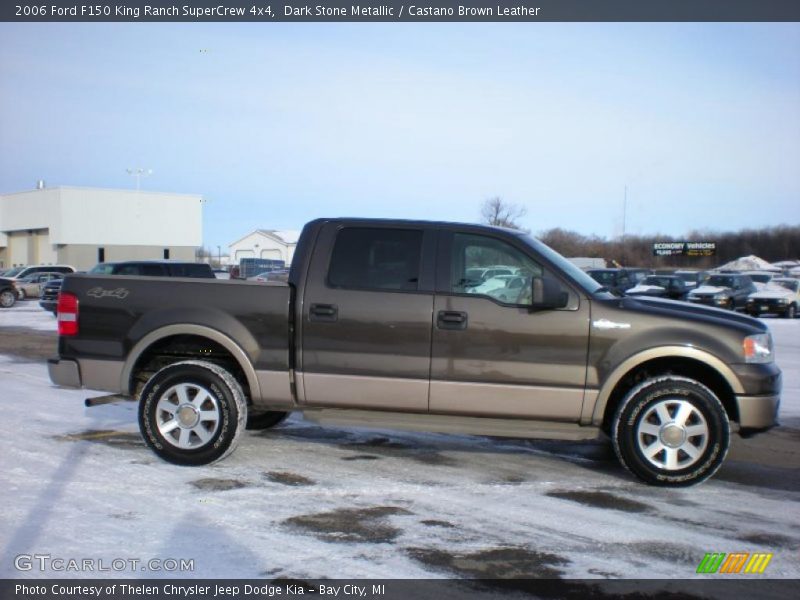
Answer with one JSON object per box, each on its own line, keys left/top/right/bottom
{"left": 636, "top": 399, "right": 709, "bottom": 471}
{"left": 0, "top": 290, "right": 15, "bottom": 308}
{"left": 155, "top": 383, "right": 221, "bottom": 449}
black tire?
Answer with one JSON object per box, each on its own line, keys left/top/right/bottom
{"left": 138, "top": 360, "right": 247, "bottom": 466}
{"left": 612, "top": 376, "right": 730, "bottom": 486}
{"left": 785, "top": 304, "right": 796, "bottom": 319}
{"left": 728, "top": 300, "right": 736, "bottom": 311}
{"left": 246, "top": 410, "right": 289, "bottom": 430}
{"left": 0, "top": 289, "right": 16, "bottom": 309}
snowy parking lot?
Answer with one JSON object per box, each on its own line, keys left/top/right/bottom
{"left": 1, "top": 301, "right": 798, "bottom": 584}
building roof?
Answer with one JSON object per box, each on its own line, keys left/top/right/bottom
{"left": 230, "top": 229, "right": 300, "bottom": 247}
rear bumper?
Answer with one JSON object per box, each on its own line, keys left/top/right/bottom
{"left": 735, "top": 394, "right": 780, "bottom": 433}
{"left": 47, "top": 358, "right": 81, "bottom": 388}
{"left": 48, "top": 357, "right": 125, "bottom": 393}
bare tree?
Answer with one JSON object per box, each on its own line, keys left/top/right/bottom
{"left": 480, "top": 197, "right": 529, "bottom": 232}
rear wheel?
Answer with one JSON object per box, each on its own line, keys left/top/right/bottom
{"left": 0, "top": 290, "right": 16, "bottom": 308}
{"left": 612, "top": 376, "right": 730, "bottom": 486}
{"left": 138, "top": 360, "right": 247, "bottom": 466}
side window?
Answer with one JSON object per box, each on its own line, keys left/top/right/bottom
{"left": 450, "top": 233, "right": 544, "bottom": 306}
{"left": 140, "top": 264, "right": 167, "bottom": 276}
{"left": 328, "top": 228, "right": 423, "bottom": 291}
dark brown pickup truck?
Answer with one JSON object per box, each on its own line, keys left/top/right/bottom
{"left": 49, "top": 218, "right": 781, "bottom": 486}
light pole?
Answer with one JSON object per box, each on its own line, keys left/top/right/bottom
{"left": 126, "top": 168, "right": 152, "bottom": 191}
{"left": 217, "top": 245, "right": 221, "bottom": 268}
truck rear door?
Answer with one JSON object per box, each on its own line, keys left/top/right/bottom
{"left": 299, "top": 222, "right": 436, "bottom": 411}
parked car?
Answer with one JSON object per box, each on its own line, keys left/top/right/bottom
{"left": 746, "top": 278, "right": 800, "bottom": 319}
{"left": 741, "top": 271, "right": 776, "bottom": 291}
{"left": 468, "top": 274, "right": 529, "bottom": 302}
{"left": 0, "top": 277, "right": 18, "bottom": 308}
{"left": 625, "top": 275, "right": 688, "bottom": 300}
{"left": 39, "top": 278, "right": 64, "bottom": 315}
{"left": 49, "top": 217, "right": 781, "bottom": 486}
{"left": 212, "top": 269, "right": 231, "bottom": 280}
{"left": 15, "top": 272, "right": 64, "bottom": 299}
{"left": 463, "top": 265, "right": 518, "bottom": 287}
{"left": 249, "top": 270, "right": 290, "bottom": 283}
{"left": 3, "top": 264, "right": 75, "bottom": 281}
{"left": 89, "top": 261, "right": 215, "bottom": 278}
{"left": 687, "top": 274, "right": 757, "bottom": 311}
{"left": 586, "top": 268, "right": 648, "bottom": 296}
{"left": 674, "top": 270, "right": 707, "bottom": 289}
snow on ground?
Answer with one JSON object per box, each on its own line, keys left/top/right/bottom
{"left": 0, "top": 300, "right": 57, "bottom": 331}
{"left": 0, "top": 302, "right": 799, "bottom": 587}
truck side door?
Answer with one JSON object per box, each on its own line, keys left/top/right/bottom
{"left": 430, "top": 230, "right": 590, "bottom": 421}
{"left": 300, "top": 223, "right": 436, "bottom": 411}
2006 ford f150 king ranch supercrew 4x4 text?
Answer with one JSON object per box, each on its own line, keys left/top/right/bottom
{"left": 48, "top": 219, "right": 782, "bottom": 486}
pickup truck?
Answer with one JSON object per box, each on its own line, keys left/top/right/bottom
{"left": 48, "top": 218, "right": 782, "bottom": 486}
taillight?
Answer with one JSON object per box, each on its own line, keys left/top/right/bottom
{"left": 57, "top": 292, "right": 79, "bottom": 336}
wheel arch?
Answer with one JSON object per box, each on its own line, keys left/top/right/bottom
{"left": 591, "top": 346, "right": 744, "bottom": 432}
{"left": 121, "top": 324, "right": 261, "bottom": 401}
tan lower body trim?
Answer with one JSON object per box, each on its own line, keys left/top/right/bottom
{"left": 254, "top": 370, "right": 295, "bottom": 408}
{"left": 302, "top": 372, "right": 429, "bottom": 411}
{"left": 429, "top": 380, "right": 584, "bottom": 420}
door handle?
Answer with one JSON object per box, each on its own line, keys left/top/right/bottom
{"left": 437, "top": 310, "right": 468, "bottom": 330}
{"left": 309, "top": 303, "right": 338, "bottom": 322}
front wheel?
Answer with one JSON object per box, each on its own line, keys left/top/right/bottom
{"left": 612, "top": 376, "right": 730, "bottom": 486}
{"left": 0, "top": 290, "right": 16, "bottom": 308}
{"left": 785, "top": 304, "right": 797, "bottom": 319}
{"left": 138, "top": 361, "right": 247, "bottom": 466}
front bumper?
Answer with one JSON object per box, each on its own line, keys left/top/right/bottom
{"left": 746, "top": 300, "right": 790, "bottom": 315}
{"left": 735, "top": 394, "right": 780, "bottom": 433}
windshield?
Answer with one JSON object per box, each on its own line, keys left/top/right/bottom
{"left": 644, "top": 277, "right": 672, "bottom": 287}
{"left": 747, "top": 273, "right": 771, "bottom": 283}
{"left": 3, "top": 267, "right": 25, "bottom": 277}
{"left": 776, "top": 279, "right": 799, "bottom": 292}
{"left": 706, "top": 275, "right": 734, "bottom": 288}
{"left": 89, "top": 263, "right": 115, "bottom": 274}
{"left": 520, "top": 234, "right": 608, "bottom": 294}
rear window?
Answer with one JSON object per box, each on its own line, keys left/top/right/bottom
{"left": 328, "top": 227, "right": 423, "bottom": 291}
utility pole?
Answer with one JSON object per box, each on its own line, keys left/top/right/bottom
{"left": 126, "top": 168, "right": 152, "bottom": 191}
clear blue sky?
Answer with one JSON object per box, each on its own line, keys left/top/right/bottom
{"left": 1, "top": 22, "right": 798, "bottom": 250}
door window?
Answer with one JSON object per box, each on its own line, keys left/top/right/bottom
{"left": 450, "top": 233, "right": 544, "bottom": 306}
{"left": 328, "top": 228, "right": 423, "bottom": 291}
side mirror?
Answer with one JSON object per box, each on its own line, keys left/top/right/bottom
{"left": 531, "top": 276, "right": 569, "bottom": 309}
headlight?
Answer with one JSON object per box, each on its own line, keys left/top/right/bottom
{"left": 778, "top": 298, "right": 788, "bottom": 305}
{"left": 743, "top": 333, "right": 773, "bottom": 364}
{"left": 714, "top": 292, "right": 730, "bottom": 299}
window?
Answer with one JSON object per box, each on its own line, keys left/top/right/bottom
{"left": 163, "top": 249, "right": 170, "bottom": 260}
{"left": 328, "top": 228, "right": 423, "bottom": 291}
{"left": 451, "top": 233, "right": 543, "bottom": 305}
{"left": 98, "top": 248, "right": 105, "bottom": 263}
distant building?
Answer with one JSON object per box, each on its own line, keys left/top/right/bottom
{"left": 0, "top": 185, "right": 203, "bottom": 270}
{"left": 229, "top": 229, "right": 300, "bottom": 265}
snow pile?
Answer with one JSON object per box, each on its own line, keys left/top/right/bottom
{"left": 717, "top": 255, "right": 781, "bottom": 272}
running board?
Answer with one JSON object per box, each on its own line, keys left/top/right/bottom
{"left": 302, "top": 409, "right": 602, "bottom": 441}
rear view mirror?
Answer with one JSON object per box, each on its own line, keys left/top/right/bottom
{"left": 531, "top": 276, "right": 568, "bottom": 309}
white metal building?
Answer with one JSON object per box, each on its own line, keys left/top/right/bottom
{"left": 0, "top": 185, "right": 203, "bottom": 270}
{"left": 229, "top": 229, "right": 300, "bottom": 265}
